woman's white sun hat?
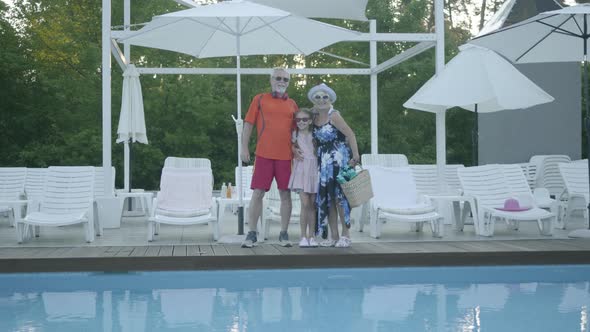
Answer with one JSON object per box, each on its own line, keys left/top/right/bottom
{"left": 308, "top": 83, "right": 337, "bottom": 103}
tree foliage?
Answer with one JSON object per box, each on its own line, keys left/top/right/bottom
{"left": 1, "top": 0, "right": 512, "bottom": 190}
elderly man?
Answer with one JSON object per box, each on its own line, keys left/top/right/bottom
{"left": 241, "top": 68, "right": 298, "bottom": 248}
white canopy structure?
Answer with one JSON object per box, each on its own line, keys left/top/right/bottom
{"left": 100, "top": 0, "right": 447, "bottom": 230}
{"left": 177, "top": 0, "right": 369, "bottom": 20}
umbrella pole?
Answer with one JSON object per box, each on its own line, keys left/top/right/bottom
{"left": 585, "top": 52, "right": 590, "bottom": 229}
{"left": 570, "top": 17, "right": 590, "bottom": 238}
{"left": 128, "top": 138, "right": 133, "bottom": 211}
{"left": 236, "top": 20, "right": 245, "bottom": 236}
{"left": 472, "top": 104, "right": 479, "bottom": 166}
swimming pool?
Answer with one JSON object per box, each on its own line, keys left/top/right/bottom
{"left": 0, "top": 265, "right": 588, "bottom": 331}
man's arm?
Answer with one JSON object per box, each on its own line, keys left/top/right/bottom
{"left": 241, "top": 122, "right": 254, "bottom": 163}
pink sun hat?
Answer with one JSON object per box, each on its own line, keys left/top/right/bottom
{"left": 495, "top": 197, "right": 532, "bottom": 212}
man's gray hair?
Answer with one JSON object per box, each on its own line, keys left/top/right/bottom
{"left": 270, "top": 67, "right": 289, "bottom": 78}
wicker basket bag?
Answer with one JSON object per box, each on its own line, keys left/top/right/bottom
{"left": 340, "top": 168, "right": 373, "bottom": 208}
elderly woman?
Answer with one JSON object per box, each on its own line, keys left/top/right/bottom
{"left": 309, "top": 83, "right": 360, "bottom": 248}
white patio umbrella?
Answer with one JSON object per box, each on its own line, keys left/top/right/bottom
{"left": 469, "top": 4, "right": 590, "bottom": 236}
{"left": 404, "top": 44, "right": 554, "bottom": 166}
{"left": 117, "top": 64, "right": 148, "bottom": 193}
{"left": 119, "top": 0, "right": 359, "bottom": 234}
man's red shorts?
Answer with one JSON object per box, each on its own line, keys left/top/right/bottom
{"left": 251, "top": 155, "right": 291, "bottom": 191}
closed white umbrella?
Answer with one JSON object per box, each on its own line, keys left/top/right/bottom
{"left": 469, "top": 4, "right": 590, "bottom": 236}
{"left": 404, "top": 44, "right": 554, "bottom": 165}
{"left": 119, "top": 0, "right": 359, "bottom": 234}
{"left": 117, "top": 64, "right": 148, "bottom": 192}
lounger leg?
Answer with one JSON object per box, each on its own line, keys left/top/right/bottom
{"left": 16, "top": 222, "right": 24, "bottom": 244}
{"left": 26, "top": 224, "right": 34, "bottom": 240}
{"left": 369, "top": 209, "right": 379, "bottom": 239}
{"left": 538, "top": 217, "right": 554, "bottom": 236}
{"left": 147, "top": 221, "right": 155, "bottom": 242}
{"left": 89, "top": 207, "right": 102, "bottom": 237}
{"left": 411, "top": 222, "right": 424, "bottom": 233}
{"left": 212, "top": 220, "right": 219, "bottom": 241}
{"left": 85, "top": 219, "right": 95, "bottom": 243}
{"left": 7, "top": 209, "right": 15, "bottom": 227}
{"left": 453, "top": 201, "right": 464, "bottom": 232}
{"left": 263, "top": 214, "right": 271, "bottom": 241}
{"left": 557, "top": 202, "right": 567, "bottom": 229}
{"left": 479, "top": 212, "right": 494, "bottom": 237}
{"left": 430, "top": 219, "right": 444, "bottom": 238}
{"left": 359, "top": 203, "right": 369, "bottom": 233}
{"left": 476, "top": 210, "right": 485, "bottom": 236}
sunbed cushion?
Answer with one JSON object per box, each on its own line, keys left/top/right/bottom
{"left": 156, "top": 207, "right": 210, "bottom": 218}
{"left": 157, "top": 168, "right": 213, "bottom": 213}
{"left": 381, "top": 203, "right": 436, "bottom": 215}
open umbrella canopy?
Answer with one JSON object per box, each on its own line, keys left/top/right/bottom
{"left": 119, "top": 0, "right": 360, "bottom": 58}
{"left": 117, "top": 64, "right": 147, "bottom": 144}
{"left": 470, "top": 4, "right": 590, "bottom": 63}
{"left": 404, "top": 44, "right": 554, "bottom": 166}
{"left": 403, "top": 45, "right": 554, "bottom": 113}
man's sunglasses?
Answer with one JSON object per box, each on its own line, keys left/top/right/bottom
{"left": 273, "top": 76, "right": 290, "bottom": 82}
{"left": 314, "top": 95, "right": 330, "bottom": 100}
{"left": 295, "top": 118, "right": 311, "bottom": 123}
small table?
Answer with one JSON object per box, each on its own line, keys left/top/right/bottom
{"left": 427, "top": 194, "right": 475, "bottom": 232}
{"left": 0, "top": 200, "right": 31, "bottom": 241}
{"left": 116, "top": 190, "right": 154, "bottom": 217}
{"left": 0, "top": 199, "right": 30, "bottom": 224}
{"left": 216, "top": 196, "right": 251, "bottom": 231}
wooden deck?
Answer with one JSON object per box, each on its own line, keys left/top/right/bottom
{"left": 2, "top": 239, "right": 590, "bottom": 273}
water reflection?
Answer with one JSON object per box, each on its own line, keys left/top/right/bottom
{"left": 0, "top": 276, "right": 589, "bottom": 331}
{"left": 42, "top": 291, "right": 97, "bottom": 322}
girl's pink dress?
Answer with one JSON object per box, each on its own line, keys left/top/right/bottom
{"left": 288, "top": 131, "right": 318, "bottom": 194}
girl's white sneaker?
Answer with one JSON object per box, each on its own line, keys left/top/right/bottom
{"left": 308, "top": 237, "right": 319, "bottom": 247}
{"left": 299, "top": 237, "right": 309, "bottom": 247}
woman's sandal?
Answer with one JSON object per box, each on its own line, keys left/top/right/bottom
{"left": 335, "top": 236, "right": 352, "bottom": 248}
{"left": 319, "top": 239, "right": 337, "bottom": 247}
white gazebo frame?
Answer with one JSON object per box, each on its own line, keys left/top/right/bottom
{"left": 100, "top": 0, "right": 446, "bottom": 199}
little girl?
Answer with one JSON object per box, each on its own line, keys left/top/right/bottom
{"left": 288, "top": 108, "right": 319, "bottom": 247}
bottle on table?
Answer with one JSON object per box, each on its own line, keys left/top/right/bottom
{"left": 227, "top": 182, "right": 233, "bottom": 198}
{"left": 220, "top": 183, "right": 227, "bottom": 198}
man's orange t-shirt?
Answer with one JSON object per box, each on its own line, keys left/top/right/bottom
{"left": 244, "top": 93, "right": 298, "bottom": 161}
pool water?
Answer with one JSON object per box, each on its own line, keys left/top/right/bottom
{"left": 0, "top": 265, "right": 589, "bottom": 332}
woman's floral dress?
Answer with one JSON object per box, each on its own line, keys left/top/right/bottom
{"left": 313, "top": 109, "right": 351, "bottom": 238}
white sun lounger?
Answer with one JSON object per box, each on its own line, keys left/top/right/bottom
{"left": 19, "top": 166, "right": 97, "bottom": 243}
{"left": 558, "top": 162, "right": 588, "bottom": 226}
{"left": 458, "top": 165, "right": 555, "bottom": 237}
{"left": 500, "top": 164, "right": 559, "bottom": 226}
{"left": 366, "top": 166, "right": 443, "bottom": 238}
{"left": 0, "top": 167, "right": 27, "bottom": 227}
{"left": 148, "top": 167, "right": 217, "bottom": 241}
